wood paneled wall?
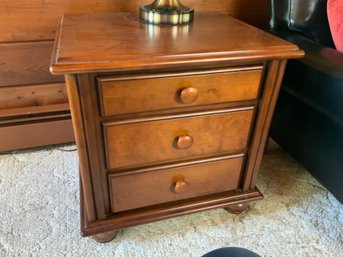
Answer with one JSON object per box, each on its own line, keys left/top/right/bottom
{"left": 0, "top": 0, "right": 269, "bottom": 89}
{"left": 0, "top": 0, "right": 268, "bottom": 43}
{"left": 0, "top": 0, "right": 269, "bottom": 151}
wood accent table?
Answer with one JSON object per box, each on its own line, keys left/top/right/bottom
{"left": 50, "top": 12, "right": 303, "bottom": 242}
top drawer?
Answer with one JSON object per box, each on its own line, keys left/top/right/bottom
{"left": 98, "top": 67, "right": 262, "bottom": 116}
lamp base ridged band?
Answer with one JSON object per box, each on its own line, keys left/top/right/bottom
{"left": 140, "top": 5, "right": 194, "bottom": 25}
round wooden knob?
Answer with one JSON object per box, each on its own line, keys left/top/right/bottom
{"left": 180, "top": 87, "right": 199, "bottom": 104}
{"left": 175, "top": 135, "right": 193, "bottom": 150}
{"left": 174, "top": 180, "right": 188, "bottom": 194}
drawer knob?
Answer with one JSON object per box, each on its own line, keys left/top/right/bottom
{"left": 180, "top": 87, "right": 199, "bottom": 104}
{"left": 176, "top": 135, "right": 193, "bottom": 150}
{"left": 174, "top": 180, "right": 188, "bottom": 194}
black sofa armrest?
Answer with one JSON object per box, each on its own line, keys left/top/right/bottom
{"left": 269, "top": 0, "right": 335, "bottom": 47}
{"left": 270, "top": 30, "right": 343, "bottom": 80}
{"left": 269, "top": 0, "right": 290, "bottom": 30}
{"left": 268, "top": 0, "right": 343, "bottom": 204}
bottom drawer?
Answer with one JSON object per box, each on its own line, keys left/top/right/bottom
{"left": 109, "top": 156, "right": 243, "bottom": 213}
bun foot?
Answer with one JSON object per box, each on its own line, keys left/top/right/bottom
{"left": 92, "top": 230, "right": 119, "bottom": 243}
{"left": 225, "top": 202, "right": 249, "bottom": 214}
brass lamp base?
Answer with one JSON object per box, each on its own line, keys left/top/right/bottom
{"left": 140, "top": 0, "right": 194, "bottom": 25}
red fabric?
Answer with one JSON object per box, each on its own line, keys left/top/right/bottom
{"left": 327, "top": 0, "right": 343, "bottom": 52}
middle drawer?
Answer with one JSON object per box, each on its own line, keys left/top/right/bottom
{"left": 103, "top": 108, "right": 254, "bottom": 170}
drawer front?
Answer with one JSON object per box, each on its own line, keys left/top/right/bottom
{"left": 109, "top": 156, "right": 243, "bottom": 213}
{"left": 98, "top": 68, "right": 262, "bottom": 116}
{"left": 104, "top": 109, "right": 253, "bottom": 169}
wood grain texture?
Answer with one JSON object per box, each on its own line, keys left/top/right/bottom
{"left": 77, "top": 74, "right": 110, "bottom": 219}
{"left": 0, "top": 42, "right": 69, "bottom": 151}
{"left": 109, "top": 156, "right": 243, "bottom": 212}
{"left": 64, "top": 74, "right": 97, "bottom": 222}
{"left": 51, "top": 12, "right": 303, "bottom": 74}
{"left": 52, "top": 12, "right": 303, "bottom": 239}
{"left": 0, "top": 0, "right": 269, "bottom": 43}
{"left": 99, "top": 67, "right": 262, "bottom": 116}
{"left": 0, "top": 119, "right": 73, "bottom": 152}
{"left": 81, "top": 188, "right": 263, "bottom": 236}
{"left": 0, "top": 0, "right": 270, "bottom": 152}
{"left": 104, "top": 108, "right": 254, "bottom": 169}
{"left": 0, "top": 41, "right": 64, "bottom": 87}
{"left": 241, "top": 60, "right": 287, "bottom": 192}
{"left": 249, "top": 60, "right": 288, "bottom": 188}
{"left": 0, "top": 82, "right": 68, "bottom": 110}
{"left": 0, "top": 103, "right": 69, "bottom": 119}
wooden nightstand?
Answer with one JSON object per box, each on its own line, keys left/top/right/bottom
{"left": 50, "top": 12, "right": 303, "bottom": 242}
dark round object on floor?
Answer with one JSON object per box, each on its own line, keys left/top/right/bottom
{"left": 202, "top": 247, "right": 261, "bottom": 257}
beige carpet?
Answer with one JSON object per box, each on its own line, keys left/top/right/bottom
{"left": 0, "top": 144, "right": 342, "bottom": 257}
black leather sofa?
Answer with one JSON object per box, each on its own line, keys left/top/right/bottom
{"left": 268, "top": 0, "right": 343, "bottom": 203}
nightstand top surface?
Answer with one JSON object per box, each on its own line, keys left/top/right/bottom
{"left": 50, "top": 12, "right": 303, "bottom": 74}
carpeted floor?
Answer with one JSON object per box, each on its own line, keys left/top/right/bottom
{"left": 0, "top": 144, "right": 342, "bottom": 257}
